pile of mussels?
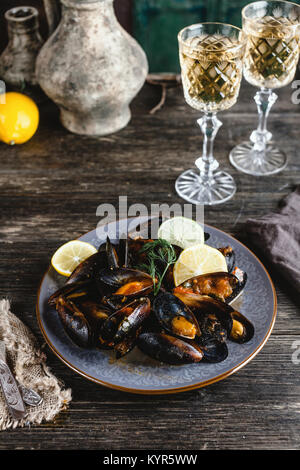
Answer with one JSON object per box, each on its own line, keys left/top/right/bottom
{"left": 48, "top": 234, "right": 254, "bottom": 366}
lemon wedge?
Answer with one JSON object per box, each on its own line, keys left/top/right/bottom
{"left": 173, "top": 244, "right": 228, "bottom": 286}
{"left": 157, "top": 216, "right": 204, "bottom": 249}
{"left": 51, "top": 240, "right": 98, "bottom": 277}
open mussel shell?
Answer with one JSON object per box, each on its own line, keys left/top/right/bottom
{"left": 174, "top": 292, "right": 254, "bottom": 344}
{"left": 67, "top": 245, "right": 108, "bottom": 285}
{"left": 118, "top": 236, "right": 129, "bottom": 268}
{"left": 218, "top": 246, "right": 235, "bottom": 273}
{"left": 196, "top": 336, "right": 228, "bottom": 363}
{"left": 153, "top": 292, "right": 201, "bottom": 340}
{"left": 48, "top": 246, "right": 109, "bottom": 304}
{"left": 114, "top": 297, "right": 151, "bottom": 344}
{"left": 105, "top": 235, "right": 130, "bottom": 269}
{"left": 197, "top": 312, "right": 229, "bottom": 345}
{"left": 101, "top": 294, "right": 131, "bottom": 311}
{"left": 137, "top": 332, "right": 204, "bottom": 365}
{"left": 173, "top": 271, "right": 246, "bottom": 304}
{"left": 77, "top": 300, "right": 111, "bottom": 334}
{"left": 97, "top": 267, "right": 154, "bottom": 297}
{"left": 48, "top": 280, "right": 90, "bottom": 305}
{"left": 99, "top": 297, "right": 151, "bottom": 345}
{"left": 105, "top": 236, "right": 119, "bottom": 269}
{"left": 173, "top": 292, "right": 233, "bottom": 337}
{"left": 55, "top": 296, "right": 92, "bottom": 348}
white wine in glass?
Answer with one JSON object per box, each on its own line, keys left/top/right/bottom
{"left": 176, "top": 23, "right": 246, "bottom": 206}
{"left": 230, "top": 0, "right": 300, "bottom": 176}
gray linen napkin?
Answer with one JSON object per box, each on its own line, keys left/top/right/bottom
{"left": 246, "top": 186, "right": 300, "bottom": 292}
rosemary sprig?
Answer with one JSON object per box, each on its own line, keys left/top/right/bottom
{"left": 137, "top": 239, "right": 177, "bottom": 295}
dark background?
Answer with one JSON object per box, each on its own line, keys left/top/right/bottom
{"left": 2, "top": 0, "right": 300, "bottom": 72}
{"left": 0, "top": 0, "right": 132, "bottom": 51}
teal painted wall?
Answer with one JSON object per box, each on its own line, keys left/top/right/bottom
{"left": 133, "top": 0, "right": 300, "bottom": 73}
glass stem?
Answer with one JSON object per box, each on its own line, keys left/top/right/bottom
{"left": 250, "top": 88, "right": 278, "bottom": 157}
{"left": 195, "top": 112, "right": 222, "bottom": 183}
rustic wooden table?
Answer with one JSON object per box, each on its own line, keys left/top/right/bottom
{"left": 0, "top": 77, "right": 300, "bottom": 450}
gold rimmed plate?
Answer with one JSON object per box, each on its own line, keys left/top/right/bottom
{"left": 36, "top": 217, "right": 277, "bottom": 394}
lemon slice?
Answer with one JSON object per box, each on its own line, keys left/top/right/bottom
{"left": 173, "top": 244, "right": 228, "bottom": 286}
{"left": 157, "top": 216, "right": 204, "bottom": 249}
{"left": 51, "top": 240, "right": 98, "bottom": 277}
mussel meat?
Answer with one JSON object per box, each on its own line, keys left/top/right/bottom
{"left": 229, "top": 311, "right": 254, "bottom": 344}
{"left": 173, "top": 271, "right": 246, "bottom": 304}
{"left": 97, "top": 267, "right": 155, "bottom": 297}
{"left": 173, "top": 292, "right": 254, "bottom": 344}
{"left": 77, "top": 300, "right": 111, "bottom": 334}
{"left": 153, "top": 292, "right": 200, "bottom": 340}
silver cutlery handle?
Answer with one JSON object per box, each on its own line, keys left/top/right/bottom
{"left": 18, "top": 383, "right": 43, "bottom": 407}
{"left": 0, "top": 359, "right": 27, "bottom": 420}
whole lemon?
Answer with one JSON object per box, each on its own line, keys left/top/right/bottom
{"left": 0, "top": 92, "right": 39, "bottom": 145}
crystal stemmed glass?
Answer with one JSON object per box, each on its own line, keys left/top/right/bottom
{"left": 176, "top": 23, "right": 246, "bottom": 205}
{"left": 229, "top": 0, "right": 300, "bottom": 176}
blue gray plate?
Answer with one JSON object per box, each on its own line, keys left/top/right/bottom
{"left": 36, "top": 217, "right": 277, "bottom": 394}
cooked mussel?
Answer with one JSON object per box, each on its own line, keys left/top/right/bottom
{"left": 173, "top": 271, "right": 246, "bottom": 304}
{"left": 97, "top": 267, "right": 154, "bottom": 297}
{"left": 137, "top": 332, "right": 204, "bottom": 365}
{"left": 105, "top": 236, "right": 119, "bottom": 269}
{"left": 99, "top": 297, "right": 151, "bottom": 345}
{"left": 104, "top": 235, "right": 130, "bottom": 269}
{"left": 173, "top": 292, "right": 254, "bottom": 344}
{"left": 196, "top": 336, "right": 228, "bottom": 363}
{"left": 48, "top": 244, "right": 109, "bottom": 305}
{"left": 77, "top": 300, "right": 111, "bottom": 333}
{"left": 153, "top": 292, "right": 200, "bottom": 340}
{"left": 218, "top": 246, "right": 235, "bottom": 273}
{"left": 55, "top": 296, "right": 92, "bottom": 348}
{"left": 114, "top": 326, "right": 143, "bottom": 359}
{"left": 231, "top": 267, "right": 247, "bottom": 292}
{"left": 114, "top": 297, "right": 151, "bottom": 344}
{"left": 173, "top": 292, "right": 232, "bottom": 336}
{"left": 66, "top": 244, "right": 108, "bottom": 286}
{"left": 229, "top": 311, "right": 254, "bottom": 344}
{"left": 101, "top": 294, "right": 131, "bottom": 311}
{"left": 198, "top": 311, "right": 228, "bottom": 343}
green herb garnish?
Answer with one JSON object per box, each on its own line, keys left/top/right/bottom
{"left": 137, "top": 239, "right": 177, "bottom": 296}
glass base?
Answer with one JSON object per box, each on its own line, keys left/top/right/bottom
{"left": 229, "top": 141, "right": 288, "bottom": 176}
{"left": 175, "top": 169, "right": 236, "bottom": 205}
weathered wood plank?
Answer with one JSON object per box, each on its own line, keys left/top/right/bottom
{"left": 0, "top": 81, "right": 299, "bottom": 449}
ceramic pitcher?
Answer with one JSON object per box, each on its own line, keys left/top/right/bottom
{"left": 0, "top": 6, "right": 44, "bottom": 89}
{"left": 36, "top": 0, "right": 148, "bottom": 136}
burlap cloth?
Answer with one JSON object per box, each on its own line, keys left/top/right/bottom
{"left": 0, "top": 299, "right": 72, "bottom": 430}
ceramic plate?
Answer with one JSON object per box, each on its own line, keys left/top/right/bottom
{"left": 36, "top": 217, "right": 277, "bottom": 394}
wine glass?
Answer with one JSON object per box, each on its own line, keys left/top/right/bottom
{"left": 229, "top": 0, "right": 300, "bottom": 176}
{"left": 176, "top": 23, "right": 246, "bottom": 206}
